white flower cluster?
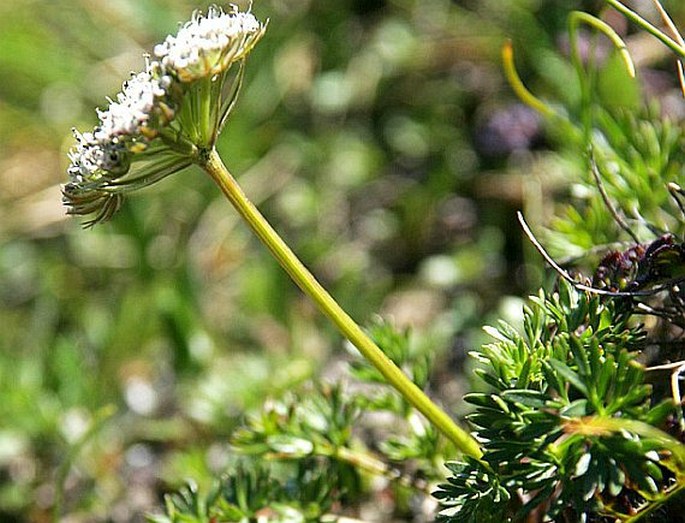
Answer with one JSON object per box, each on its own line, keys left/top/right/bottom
{"left": 66, "top": 130, "right": 128, "bottom": 183}
{"left": 96, "top": 66, "right": 169, "bottom": 139}
{"left": 64, "top": 5, "right": 266, "bottom": 226}
{"left": 67, "top": 62, "right": 166, "bottom": 183}
{"left": 154, "top": 6, "right": 265, "bottom": 83}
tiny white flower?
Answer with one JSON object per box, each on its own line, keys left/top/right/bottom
{"left": 96, "top": 68, "right": 166, "bottom": 138}
{"left": 67, "top": 61, "right": 170, "bottom": 186}
{"left": 93, "top": 59, "right": 175, "bottom": 149}
{"left": 154, "top": 6, "right": 266, "bottom": 82}
{"left": 67, "top": 130, "right": 129, "bottom": 181}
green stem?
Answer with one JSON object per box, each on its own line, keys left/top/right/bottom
{"left": 568, "top": 12, "right": 598, "bottom": 146}
{"left": 569, "top": 11, "right": 636, "bottom": 78}
{"left": 200, "top": 148, "right": 482, "bottom": 460}
{"left": 605, "top": 0, "right": 685, "bottom": 60}
{"left": 568, "top": 11, "right": 637, "bottom": 147}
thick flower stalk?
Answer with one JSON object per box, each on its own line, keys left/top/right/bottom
{"left": 63, "top": 5, "right": 482, "bottom": 459}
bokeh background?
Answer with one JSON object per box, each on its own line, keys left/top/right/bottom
{"left": 1, "top": 0, "right": 684, "bottom": 521}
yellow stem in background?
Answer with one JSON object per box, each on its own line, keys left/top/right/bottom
{"left": 201, "top": 148, "right": 483, "bottom": 460}
{"left": 501, "top": 41, "right": 558, "bottom": 119}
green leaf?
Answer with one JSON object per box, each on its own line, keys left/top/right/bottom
{"left": 501, "top": 389, "right": 548, "bottom": 409}
{"left": 548, "top": 358, "right": 589, "bottom": 397}
{"left": 643, "top": 400, "right": 675, "bottom": 426}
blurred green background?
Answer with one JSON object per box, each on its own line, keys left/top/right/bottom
{"left": 1, "top": 0, "right": 684, "bottom": 521}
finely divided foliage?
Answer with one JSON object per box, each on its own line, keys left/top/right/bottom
{"left": 435, "top": 282, "right": 685, "bottom": 522}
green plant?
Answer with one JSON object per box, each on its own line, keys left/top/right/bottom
{"left": 434, "top": 2, "right": 685, "bottom": 521}
{"left": 60, "top": 1, "right": 685, "bottom": 522}
{"left": 435, "top": 281, "right": 685, "bottom": 521}
{"left": 151, "top": 322, "right": 451, "bottom": 522}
